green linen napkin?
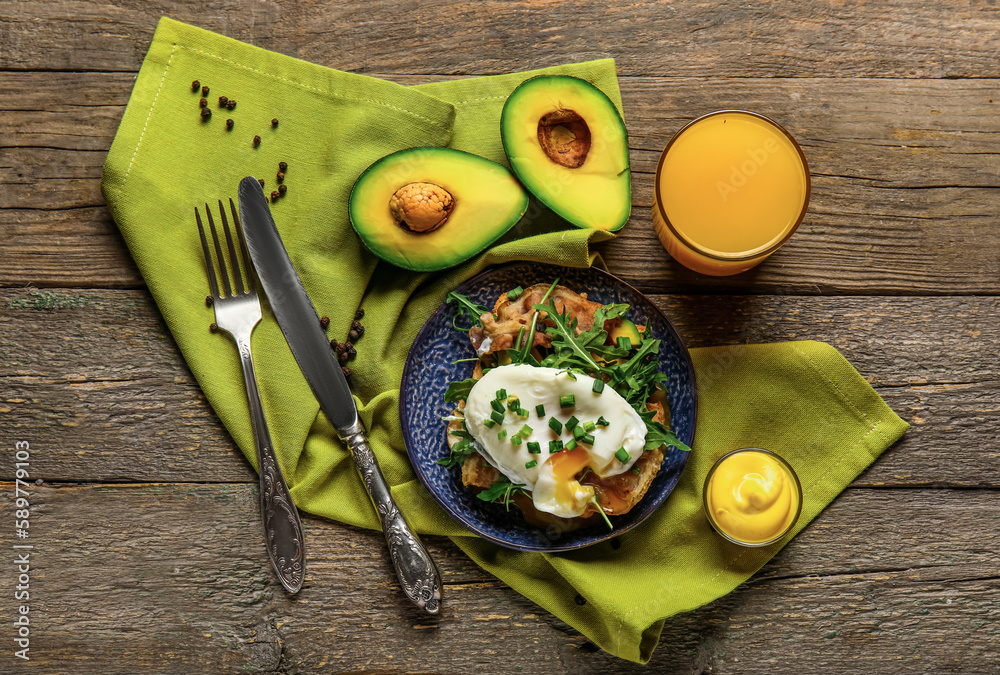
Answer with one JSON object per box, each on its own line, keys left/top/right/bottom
{"left": 102, "top": 18, "right": 908, "bottom": 664}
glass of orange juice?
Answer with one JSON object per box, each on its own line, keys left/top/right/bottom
{"left": 652, "top": 110, "right": 810, "bottom": 276}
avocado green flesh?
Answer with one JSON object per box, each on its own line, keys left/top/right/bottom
{"left": 501, "top": 76, "right": 631, "bottom": 232}
{"left": 349, "top": 147, "right": 529, "bottom": 271}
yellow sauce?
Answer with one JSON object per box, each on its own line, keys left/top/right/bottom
{"left": 652, "top": 111, "right": 810, "bottom": 276}
{"left": 705, "top": 450, "right": 801, "bottom": 544}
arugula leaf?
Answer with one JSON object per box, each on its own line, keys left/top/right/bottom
{"left": 437, "top": 437, "right": 479, "bottom": 468}
{"left": 639, "top": 410, "right": 692, "bottom": 453}
{"left": 476, "top": 476, "right": 528, "bottom": 509}
{"left": 444, "top": 377, "right": 477, "bottom": 403}
{"left": 446, "top": 291, "right": 490, "bottom": 331}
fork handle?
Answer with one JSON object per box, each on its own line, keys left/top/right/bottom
{"left": 341, "top": 419, "right": 442, "bottom": 614}
{"left": 236, "top": 336, "right": 306, "bottom": 594}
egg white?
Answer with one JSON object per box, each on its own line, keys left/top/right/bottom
{"left": 463, "top": 364, "right": 647, "bottom": 517}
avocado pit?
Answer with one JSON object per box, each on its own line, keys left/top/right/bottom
{"left": 537, "top": 109, "right": 591, "bottom": 169}
{"left": 389, "top": 182, "right": 455, "bottom": 233}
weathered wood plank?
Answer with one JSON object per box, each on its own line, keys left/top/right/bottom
{"left": 3, "top": 73, "right": 998, "bottom": 293}
{"left": 3, "top": 1, "right": 1000, "bottom": 79}
{"left": 1, "top": 289, "right": 996, "bottom": 486}
{"left": 2, "top": 482, "right": 996, "bottom": 673}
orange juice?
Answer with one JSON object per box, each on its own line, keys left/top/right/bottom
{"left": 652, "top": 111, "right": 810, "bottom": 276}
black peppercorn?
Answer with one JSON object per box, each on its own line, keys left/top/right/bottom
{"left": 270, "top": 190, "right": 279, "bottom": 201}
{"left": 355, "top": 308, "right": 364, "bottom": 320}
{"left": 271, "top": 118, "right": 279, "bottom": 128}
{"left": 330, "top": 338, "right": 339, "bottom": 349}
{"left": 320, "top": 316, "right": 330, "bottom": 329}
{"left": 338, "top": 351, "right": 349, "bottom": 364}
{"left": 253, "top": 135, "right": 261, "bottom": 148}
{"left": 278, "top": 161, "right": 288, "bottom": 172}
{"left": 191, "top": 80, "right": 200, "bottom": 92}
{"left": 610, "top": 538, "right": 621, "bottom": 550}
{"left": 209, "top": 322, "right": 218, "bottom": 333}
{"left": 335, "top": 342, "right": 347, "bottom": 355}
{"left": 344, "top": 341, "right": 353, "bottom": 351}
{"left": 348, "top": 329, "right": 359, "bottom": 342}
{"left": 206, "top": 295, "right": 214, "bottom": 307}
{"left": 226, "top": 99, "right": 236, "bottom": 110}
{"left": 574, "top": 594, "right": 587, "bottom": 606}
{"left": 200, "top": 108, "right": 212, "bottom": 120}
{"left": 226, "top": 118, "right": 234, "bottom": 130}
{"left": 278, "top": 184, "right": 287, "bottom": 195}
{"left": 341, "top": 366, "right": 352, "bottom": 377}
{"left": 218, "top": 96, "right": 228, "bottom": 107}
{"left": 347, "top": 346, "right": 357, "bottom": 358}
{"left": 258, "top": 178, "right": 265, "bottom": 188}
{"left": 276, "top": 171, "right": 285, "bottom": 183}
{"left": 202, "top": 85, "right": 210, "bottom": 96}
{"left": 199, "top": 97, "right": 208, "bottom": 108}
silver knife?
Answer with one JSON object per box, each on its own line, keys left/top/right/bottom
{"left": 237, "top": 176, "right": 441, "bottom": 614}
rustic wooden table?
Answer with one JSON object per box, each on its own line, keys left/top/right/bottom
{"left": 3, "top": 1, "right": 999, "bottom": 672}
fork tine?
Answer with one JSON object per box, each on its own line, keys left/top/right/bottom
{"left": 195, "top": 207, "right": 221, "bottom": 299}
{"left": 230, "top": 197, "right": 256, "bottom": 294}
{"left": 218, "top": 199, "right": 245, "bottom": 296}
{"left": 205, "top": 203, "right": 232, "bottom": 298}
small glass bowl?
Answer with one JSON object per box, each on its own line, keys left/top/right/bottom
{"left": 702, "top": 447, "right": 803, "bottom": 547}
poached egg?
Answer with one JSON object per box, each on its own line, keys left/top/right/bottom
{"left": 463, "top": 364, "right": 647, "bottom": 518}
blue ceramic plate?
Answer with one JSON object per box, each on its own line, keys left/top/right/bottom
{"left": 400, "top": 263, "right": 697, "bottom": 552}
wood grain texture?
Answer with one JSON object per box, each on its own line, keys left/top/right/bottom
{"left": 3, "top": 1, "right": 1000, "bottom": 79}
{"left": 1, "top": 482, "right": 996, "bottom": 674}
{"left": 3, "top": 74, "right": 999, "bottom": 293}
{"left": 2, "top": 289, "right": 996, "bottom": 486}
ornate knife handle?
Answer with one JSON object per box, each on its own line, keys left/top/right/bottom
{"left": 341, "top": 419, "right": 442, "bottom": 614}
{"left": 237, "top": 336, "right": 305, "bottom": 594}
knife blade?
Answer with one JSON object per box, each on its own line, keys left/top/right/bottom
{"left": 238, "top": 176, "right": 441, "bottom": 614}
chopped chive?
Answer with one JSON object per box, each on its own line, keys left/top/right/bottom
{"left": 507, "top": 285, "right": 524, "bottom": 300}
{"left": 548, "top": 417, "right": 563, "bottom": 434}
{"left": 490, "top": 399, "right": 505, "bottom": 413}
{"left": 615, "top": 447, "right": 630, "bottom": 463}
{"left": 490, "top": 410, "right": 505, "bottom": 425}
{"left": 581, "top": 433, "right": 595, "bottom": 445}
{"left": 535, "top": 404, "right": 546, "bottom": 417}
{"left": 506, "top": 395, "right": 520, "bottom": 411}
{"left": 565, "top": 415, "right": 580, "bottom": 430}
{"left": 583, "top": 420, "right": 596, "bottom": 433}
{"left": 549, "top": 439, "right": 564, "bottom": 453}
{"left": 559, "top": 394, "right": 576, "bottom": 409}
{"left": 497, "top": 388, "right": 507, "bottom": 400}
{"left": 484, "top": 418, "right": 497, "bottom": 429}
{"left": 596, "top": 416, "right": 610, "bottom": 427}
{"left": 617, "top": 336, "right": 633, "bottom": 351}
{"left": 517, "top": 407, "right": 530, "bottom": 418}
{"left": 572, "top": 425, "right": 585, "bottom": 440}
{"left": 592, "top": 378, "right": 605, "bottom": 394}
{"left": 511, "top": 434, "right": 522, "bottom": 446}
{"left": 527, "top": 441, "right": 541, "bottom": 454}
{"left": 519, "top": 424, "right": 533, "bottom": 437}
{"left": 498, "top": 429, "right": 508, "bottom": 440}
{"left": 631, "top": 466, "right": 641, "bottom": 475}
{"left": 565, "top": 438, "right": 578, "bottom": 452}
{"left": 524, "top": 459, "right": 537, "bottom": 469}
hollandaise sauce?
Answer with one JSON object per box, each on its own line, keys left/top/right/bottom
{"left": 704, "top": 449, "right": 802, "bottom": 545}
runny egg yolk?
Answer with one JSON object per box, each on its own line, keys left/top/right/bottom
{"left": 549, "top": 447, "right": 591, "bottom": 509}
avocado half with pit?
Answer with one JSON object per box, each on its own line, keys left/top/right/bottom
{"left": 349, "top": 147, "right": 529, "bottom": 271}
{"left": 500, "top": 75, "right": 631, "bottom": 232}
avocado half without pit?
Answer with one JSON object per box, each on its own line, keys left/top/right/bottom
{"left": 349, "top": 147, "right": 529, "bottom": 271}
{"left": 500, "top": 75, "right": 631, "bottom": 232}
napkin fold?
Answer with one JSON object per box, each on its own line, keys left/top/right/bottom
{"left": 102, "top": 18, "right": 908, "bottom": 664}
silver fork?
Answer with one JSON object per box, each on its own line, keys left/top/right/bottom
{"left": 196, "top": 199, "right": 305, "bottom": 594}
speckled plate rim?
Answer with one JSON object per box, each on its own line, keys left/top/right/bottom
{"left": 400, "top": 262, "right": 698, "bottom": 552}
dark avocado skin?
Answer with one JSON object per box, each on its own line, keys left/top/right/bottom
{"left": 349, "top": 147, "right": 529, "bottom": 272}
{"left": 500, "top": 75, "right": 631, "bottom": 232}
